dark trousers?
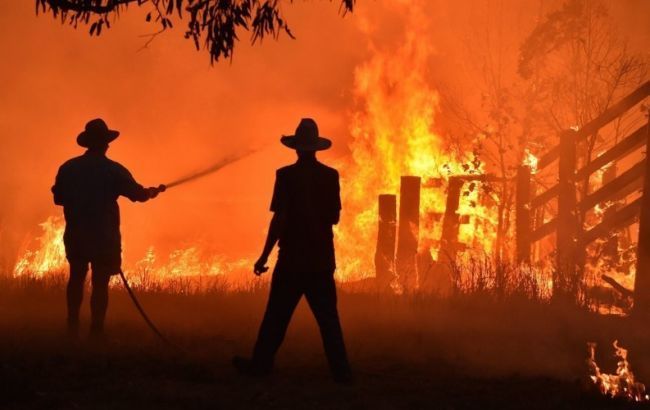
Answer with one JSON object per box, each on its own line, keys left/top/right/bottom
{"left": 252, "top": 270, "right": 350, "bottom": 375}
{"left": 67, "top": 260, "right": 111, "bottom": 332}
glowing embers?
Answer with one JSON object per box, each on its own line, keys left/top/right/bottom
{"left": 587, "top": 340, "right": 648, "bottom": 402}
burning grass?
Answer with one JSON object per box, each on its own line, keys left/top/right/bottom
{"left": 588, "top": 341, "right": 649, "bottom": 402}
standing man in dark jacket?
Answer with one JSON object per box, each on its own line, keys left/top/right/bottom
{"left": 233, "top": 118, "right": 352, "bottom": 383}
{"left": 52, "top": 118, "right": 165, "bottom": 339}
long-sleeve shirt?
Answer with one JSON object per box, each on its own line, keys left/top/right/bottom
{"left": 52, "top": 151, "right": 151, "bottom": 269}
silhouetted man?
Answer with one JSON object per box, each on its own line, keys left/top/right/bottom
{"left": 233, "top": 118, "right": 352, "bottom": 383}
{"left": 52, "top": 118, "right": 165, "bottom": 339}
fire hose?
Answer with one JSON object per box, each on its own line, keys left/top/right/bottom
{"left": 118, "top": 149, "right": 257, "bottom": 349}
{"left": 118, "top": 269, "right": 183, "bottom": 351}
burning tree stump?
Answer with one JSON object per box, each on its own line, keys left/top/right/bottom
{"left": 516, "top": 165, "right": 532, "bottom": 264}
{"left": 396, "top": 176, "right": 421, "bottom": 292}
{"left": 555, "top": 129, "right": 579, "bottom": 302}
{"left": 375, "top": 194, "right": 397, "bottom": 290}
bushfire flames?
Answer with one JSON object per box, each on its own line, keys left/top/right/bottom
{"left": 14, "top": 7, "right": 503, "bottom": 291}
{"left": 13, "top": 216, "right": 254, "bottom": 291}
{"left": 587, "top": 341, "right": 649, "bottom": 402}
{"left": 335, "top": 6, "right": 498, "bottom": 283}
{"left": 12, "top": 7, "right": 640, "bottom": 308}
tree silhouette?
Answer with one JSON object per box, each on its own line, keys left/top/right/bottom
{"left": 36, "top": 0, "right": 355, "bottom": 63}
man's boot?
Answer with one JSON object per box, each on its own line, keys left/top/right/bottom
{"left": 232, "top": 356, "right": 272, "bottom": 377}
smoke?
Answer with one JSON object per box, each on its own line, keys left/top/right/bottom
{"left": 0, "top": 0, "right": 648, "bottom": 270}
{"left": 0, "top": 1, "right": 361, "bottom": 266}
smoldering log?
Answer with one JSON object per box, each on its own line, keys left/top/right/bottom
{"left": 375, "top": 194, "right": 397, "bottom": 289}
{"left": 601, "top": 274, "right": 634, "bottom": 298}
{"left": 395, "top": 176, "right": 421, "bottom": 291}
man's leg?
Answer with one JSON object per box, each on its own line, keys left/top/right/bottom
{"left": 251, "top": 273, "right": 303, "bottom": 371}
{"left": 89, "top": 264, "right": 111, "bottom": 336}
{"left": 304, "top": 272, "right": 351, "bottom": 380}
{"left": 67, "top": 260, "right": 88, "bottom": 336}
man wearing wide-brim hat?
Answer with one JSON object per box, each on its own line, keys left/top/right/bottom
{"left": 233, "top": 118, "right": 352, "bottom": 383}
{"left": 52, "top": 118, "right": 166, "bottom": 340}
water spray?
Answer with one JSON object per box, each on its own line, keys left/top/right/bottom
{"left": 122, "top": 147, "right": 258, "bottom": 349}
{"left": 164, "top": 148, "right": 258, "bottom": 189}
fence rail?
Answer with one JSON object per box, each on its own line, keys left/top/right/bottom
{"left": 515, "top": 80, "right": 650, "bottom": 310}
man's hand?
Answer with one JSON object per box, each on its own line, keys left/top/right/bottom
{"left": 147, "top": 184, "right": 166, "bottom": 199}
{"left": 254, "top": 256, "right": 269, "bottom": 276}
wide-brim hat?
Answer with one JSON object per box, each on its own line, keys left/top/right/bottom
{"left": 77, "top": 118, "right": 120, "bottom": 148}
{"left": 281, "top": 118, "right": 331, "bottom": 151}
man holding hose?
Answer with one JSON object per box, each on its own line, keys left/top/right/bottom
{"left": 52, "top": 118, "right": 165, "bottom": 340}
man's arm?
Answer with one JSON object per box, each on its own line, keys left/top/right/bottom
{"left": 51, "top": 167, "right": 66, "bottom": 206}
{"left": 254, "top": 170, "right": 286, "bottom": 275}
{"left": 254, "top": 211, "right": 286, "bottom": 275}
{"left": 114, "top": 164, "right": 165, "bottom": 202}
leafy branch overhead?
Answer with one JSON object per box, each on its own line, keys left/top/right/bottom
{"left": 35, "top": 0, "right": 355, "bottom": 63}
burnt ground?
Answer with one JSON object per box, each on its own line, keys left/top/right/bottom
{"left": 1, "top": 279, "right": 649, "bottom": 410}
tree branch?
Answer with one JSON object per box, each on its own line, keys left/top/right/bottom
{"left": 36, "top": 0, "right": 355, "bottom": 63}
{"left": 39, "top": 0, "right": 140, "bottom": 14}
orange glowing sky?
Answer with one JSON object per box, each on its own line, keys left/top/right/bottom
{"left": 1, "top": 0, "right": 648, "bottom": 269}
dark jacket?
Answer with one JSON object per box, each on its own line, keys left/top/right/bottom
{"left": 52, "top": 151, "right": 150, "bottom": 273}
{"left": 271, "top": 158, "right": 341, "bottom": 273}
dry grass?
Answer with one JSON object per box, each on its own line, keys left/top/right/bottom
{"left": 0, "top": 271, "right": 648, "bottom": 409}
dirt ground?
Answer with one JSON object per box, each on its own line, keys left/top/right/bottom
{"left": 0, "top": 279, "right": 648, "bottom": 410}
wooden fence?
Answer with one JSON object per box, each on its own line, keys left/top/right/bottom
{"left": 515, "top": 81, "right": 650, "bottom": 312}
{"left": 372, "top": 81, "right": 650, "bottom": 304}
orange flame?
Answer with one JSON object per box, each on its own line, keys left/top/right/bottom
{"left": 335, "top": 4, "right": 498, "bottom": 283}
{"left": 13, "top": 216, "right": 66, "bottom": 278}
{"left": 13, "top": 217, "right": 256, "bottom": 291}
{"left": 587, "top": 341, "right": 648, "bottom": 402}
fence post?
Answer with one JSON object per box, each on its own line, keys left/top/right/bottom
{"left": 516, "top": 165, "right": 532, "bottom": 264}
{"left": 439, "top": 177, "right": 464, "bottom": 265}
{"left": 375, "top": 194, "right": 397, "bottom": 291}
{"left": 634, "top": 118, "right": 650, "bottom": 318}
{"left": 555, "top": 129, "right": 578, "bottom": 302}
{"left": 396, "top": 176, "right": 421, "bottom": 292}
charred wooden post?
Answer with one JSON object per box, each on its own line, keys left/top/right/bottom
{"left": 555, "top": 130, "right": 578, "bottom": 301}
{"left": 516, "top": 165, "right": 532, "bottom": 264}
{"left": 439, "top": 177, "right": 464, "bottom": 265}
{"left": 634, "top": 119, "right": 650, "bottom": 318}
{"left": 601, "top": 164, "right": 620, "bottom": 262}
{"left": 602, "top": 274, "right": 634, "bottom": 298}
{"left": 396, "top": 176, "right": 421, "bottom": 292}
{"left": 375, "top": 194, "right": 397, "bottom": 290}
